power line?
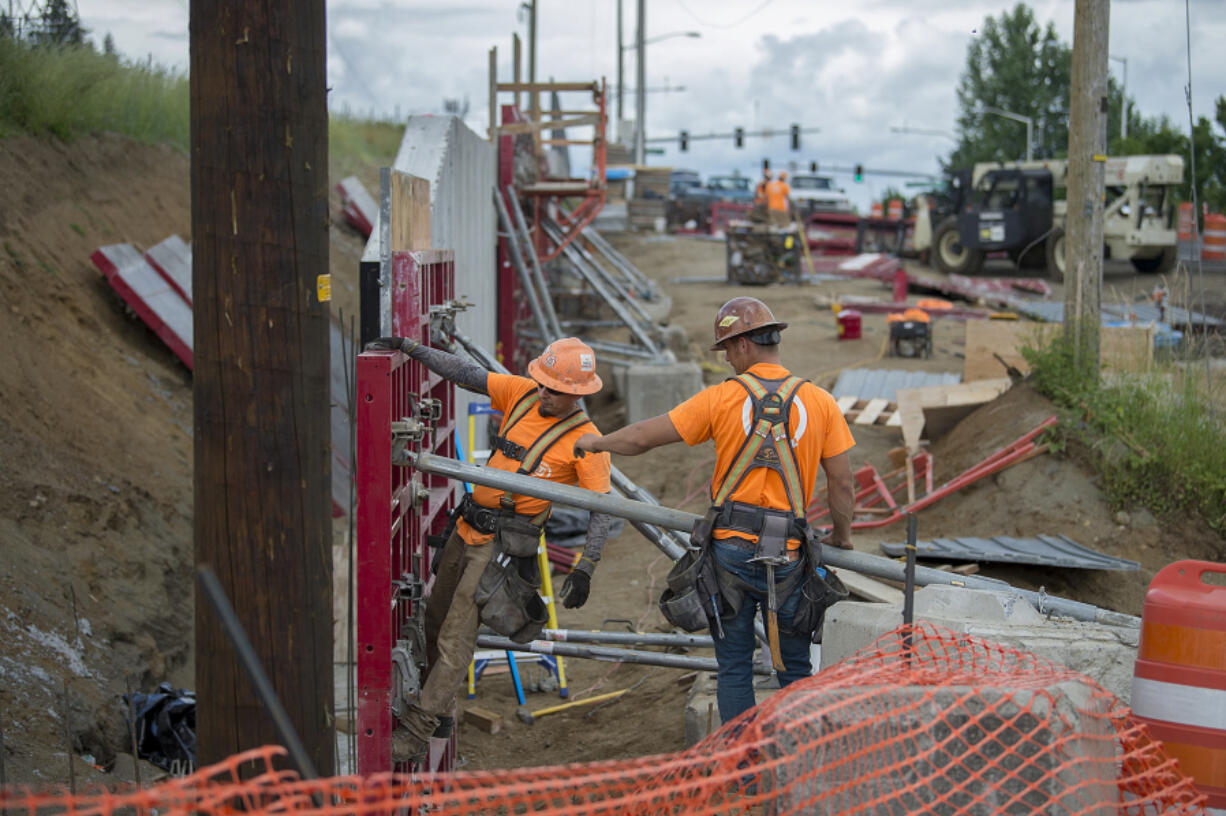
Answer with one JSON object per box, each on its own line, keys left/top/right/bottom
{"left": 674, "top": 0, "right": 776, "bottom": 30}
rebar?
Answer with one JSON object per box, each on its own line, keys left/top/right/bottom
{"left": 409, "top": 451, "right": 1140, "bottom": 627}
{"left": 477, "top": 635, "right": 770, "bottom": 674}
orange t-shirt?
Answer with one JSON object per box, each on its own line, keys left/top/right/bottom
{"left": 667, "top": 362, "right": 854, "bottom": 547}
{"left": 766, "top": 180, "right": 790, "bottom": 212}
{"left": 458, "top": 373, "right": 611, "bottom": 545}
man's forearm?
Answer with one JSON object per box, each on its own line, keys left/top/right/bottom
{"left": 577, "top": 511, "right": 612, "bottom": 574}
{"left": 826, "top": 477, "right": 854, "bottom": 543}
{"left": 586, "top": 414, "right": 681, "bottom": 456}
{"left": 408, "top": 345, "right": 489, "bottom": 394}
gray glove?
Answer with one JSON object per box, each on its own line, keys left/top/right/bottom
{"left": 366, "top": 336, "right": 419, "bottom": 354}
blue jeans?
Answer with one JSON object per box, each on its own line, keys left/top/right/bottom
{"left": 710, "top": 539, "right": 812, "bottom": 723}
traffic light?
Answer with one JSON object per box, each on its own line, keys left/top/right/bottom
{"left": 790, "top": 124, "right": 800, "bottom": 151}
{"left": 679, "top": 130, "right": 688, "bottom": 151}
{"left": 762, "top": 158, "right": 770, "bottom": 172}
{"left": 809, "top": 160, "right": 818, "bottom": 173}
{"left": 734, "top": 127, "right": 744, "bottom": 148}
{"left": 854, "top": 163, "right": 864, "bottom": 182}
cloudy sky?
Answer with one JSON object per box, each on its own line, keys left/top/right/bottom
{"left": 80, "top": 1, "right": 1224, "bottom": 209}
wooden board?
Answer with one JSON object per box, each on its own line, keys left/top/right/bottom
{"left": 838, "top": 569, "right": 905, "bottom": 605}
{"left": 895, "top": 378, "right": 1013, "bottom": 453}
{"left": 389, "top": 171, "right": 431, "bottom": 251}
{"left": 836, "top": 395, "right": 859, "bottom": 414}
{"left": 854, "top": 398, "right": 891, "bottom": 425}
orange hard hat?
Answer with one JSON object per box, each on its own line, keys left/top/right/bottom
{"left": 528, "top": 337, "right": 603, "bottom": 395}
{"left": 779, "top": 170, "right": 788, "bottom": 180}
{"left": 710, "top": 297, "right": 788, "bottom": 350}
{"left": 887, "top": 308, "right": 932, "bottom": 324}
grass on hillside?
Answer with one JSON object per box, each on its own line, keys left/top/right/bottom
{"left": 0, "top": 37, "right": 404, "bottom": 173}
{"left": 1024, "top": 335, "right": 1226, "bottom": 533}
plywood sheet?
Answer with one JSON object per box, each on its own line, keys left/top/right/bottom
{"left": 389, "top": 171, "right": 431, "bottom": 251}
{"left": 895, "top": 378, "right": 1012, "bottom": 453}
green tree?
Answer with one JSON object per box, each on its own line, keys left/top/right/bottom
{"left": 949, "top": 4, "right": 1070, "bottom": 168}
{"left": 0, "top": 12, "right": 14, "bottom": 40}
{"left": 1113, "top": 99, "right": 1226, "bottom": 219}
{"left": 102, "top": 32, "right": 117, "bottom": 58}
{"left": 35, "top": 0, "right": 85, "bottom": 47}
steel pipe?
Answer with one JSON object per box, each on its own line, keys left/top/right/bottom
{"left": 541, "top": 628, "right": 714, "bottom": 648}
{"left": 477, "top": 635, "right": 770, "bottom": 674}
{"left": 507, "top": 186, "right": 564, "bottom": 337}
{"left": 580, "top": 224, "right": 655, "bottom": 293}
{"left": 544, "top": 217, "right": 656, "bottom": 327}
{"left": 408, "top": 451, "right": 1139, "bottom": 628}
{"left": 493, "top": 189, "right": 552, "bottom": 343}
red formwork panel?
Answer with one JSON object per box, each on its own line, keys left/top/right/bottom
{"left": 356, "top": 249, "right": 459, "bottom": 776}
{"left": 144, "top": 234, "right": 193, "bottom": 305}
{"left": 91, "top": 243, "right": 194, "bottom": 369}
{"left": 337, "top": 176, "right": 377, "bottom": 239}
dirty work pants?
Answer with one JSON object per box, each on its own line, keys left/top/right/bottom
{"left": 768, "top": 209, "right": 791, "bottom": 227}
{"left": 416, "top": 529, "right": 495, "bottom": 723}
{"left": 710, "top": 539, "right": 811, "bottom": 723}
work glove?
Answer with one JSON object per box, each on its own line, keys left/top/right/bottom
{"left": 559, "top": 558, "right": 595, "bottom": 609}
{"left": 366, "top": 336, "right": 419, "bottom": 354}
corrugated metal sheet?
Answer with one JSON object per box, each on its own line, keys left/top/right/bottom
{"left": 879, "top": 534, "right": 1140, "bottom": 571}
{"left": 1016, "top": 300, "right": 1221, "bottom": 328}
{"left": 831, "top": 369, "right": 961, "bottom": 402}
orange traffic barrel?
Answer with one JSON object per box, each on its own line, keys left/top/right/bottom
{"left": 887, "top": 198, "right": 903, "bottom": 220}
{"left": 1177, "top": 202, "right": 1194, "bottom": 243}
{"left": 1203, "top": 213, "right": 1226, "bottom": 261}
{"left": 1132, "top": 560, "right": 1226, "bottom": 810}
{"left": 870, "top": 201, "right": 883, "bottom": 218}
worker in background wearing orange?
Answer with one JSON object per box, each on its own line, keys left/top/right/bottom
{"left": 367, "top": 335, "right": 613, "bottom": 764}
{"left": 574, "top": 297, "right": 855, "bottom": 723}
{"left": 766, "top": 170, "right": 791, "bottom": 226}
{"left": 751, "top": 168, "right": 772, "bottom": 222}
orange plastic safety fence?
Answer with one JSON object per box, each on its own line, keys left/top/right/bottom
{"left": 1, "top": 623, "right": 1205, "bottom": 815}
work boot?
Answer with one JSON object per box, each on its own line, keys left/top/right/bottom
{"left": 432, "top": 714, "right": 454, "bottom": 739}
{"left": 390, "top": 727, "right": 429, "bottom": 765}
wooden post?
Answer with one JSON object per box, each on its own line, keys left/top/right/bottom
{"left": 1065, "top": 0, "right": 1110, "bottom": 377}
{"left": 191, "top": 0, "right": 334, "bottom": 775}
{"left": 488, "top": 46, "right": 497, "bottom": 139}
{"left": 512, "top": 33, "right": 522, "bottom": 113}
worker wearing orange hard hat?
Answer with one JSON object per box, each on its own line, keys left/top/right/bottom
{"left": 574, "top": 297, "right": 855, "bottom": 723}
{"left": 367, "top": 334, "right": 612, "bottom": 764}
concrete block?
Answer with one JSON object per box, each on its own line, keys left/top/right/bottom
{"left": 684, "top": 672, "right": 720, "bottom": 747}
{"left": 638, "top": 291, "right": 673, "bottom": 324}
{"left": 821, "top": 586, "right": 1140, "bottom": 703}
{"left": 660, "top": 323, "right": 692, "bottom": 359}
{"left": 624, "top": 361, "right": 703, "bottom": 424}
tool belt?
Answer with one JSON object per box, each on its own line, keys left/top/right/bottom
{"left": 466, "top": 494, "right": 549, "bottom": 643}
{"left": 714, "top": 502, "right": 807, "bottom": 549}
{"left": 784, "top": 526, "right": 849, "bottom": 643}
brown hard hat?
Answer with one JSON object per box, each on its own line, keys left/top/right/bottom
{"left": 710, "top": 297, "right": 788, "bottom": 350}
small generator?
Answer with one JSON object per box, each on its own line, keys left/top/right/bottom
{"left": 887, "top": 308, "right": 933, "bottom": 358}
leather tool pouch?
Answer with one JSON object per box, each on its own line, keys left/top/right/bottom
{"left": 658, "top": 508, "right": 725, "bottom": 632}
{"left": 473, "top": 516, "right": 548, "bottom": 643}
{"left": 751, "top": 509, "right": 793, "bottom": 566}
{"left": 786, "top": 527, "right": 850, "bottom": 643}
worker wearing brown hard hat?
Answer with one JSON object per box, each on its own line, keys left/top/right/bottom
{"left": 575, "top": 297, "right": 855, "bottom": 723}
{"left": 367, "top": 334, "right": 613, "bottom": 764}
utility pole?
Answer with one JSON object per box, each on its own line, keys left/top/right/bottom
{"left": 1065, "top": 0, "right": 1109, "bottom": 377}
{"left": 616, "top": 0, "right": 624, "bottom": 128}
{"left": 634, "top": 0, "right": 645, "bottom": 165}
{"left": 191, "top": 0, "right": 334, "bottom": 774}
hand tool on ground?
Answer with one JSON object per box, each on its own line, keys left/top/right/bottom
{"left": 477, "top": 635, "right": 773, "bottom": 675}
{"left": 516, "top": 688, "right": 627, "bottom": 725}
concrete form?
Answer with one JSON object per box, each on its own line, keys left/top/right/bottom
{"left": 365, "top": 115, "right": 497, "bottom": 447}
{"left": 821, "top": 586, "right": 1140, "bottom": 704}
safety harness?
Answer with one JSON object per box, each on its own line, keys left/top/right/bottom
{"left": 464, "top": 388, "right": 593, "bottom": 533}
{"left": 709, "top": 373, "right": 809, "bottom": 545}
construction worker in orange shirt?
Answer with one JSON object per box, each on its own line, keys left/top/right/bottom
{"left": 575, "top": 297, "right": 855, "bottom": 723}
{"left": 367, "top": 335, "right": 613, "bottom": 763}
{"left": 751, "top": 168, "right": 772, "bottom": 221}
{"left": 766, "top": 170, "right": 792, "bottom": 226}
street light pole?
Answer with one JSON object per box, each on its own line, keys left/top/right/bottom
{"left": 634, "top": 0, "right": 645, "bottom": 165}
{"left": 889, "top": 125, "right": 957, "bottom": 143}
{"left": 1110, "top": 53, "right": 1127, "bottom": 140}
{"left": 616, "top": 0, "right": 623, "bottom": 127}
{"left": 981, "top": 106, "right": 1033, "bottom": 162}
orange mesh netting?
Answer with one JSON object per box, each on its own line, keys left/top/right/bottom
{"left": 1, "top": 623, "right": 1205, "bottom": 815}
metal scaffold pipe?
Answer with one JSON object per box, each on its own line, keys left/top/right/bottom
{"left": 408, "top": 451, "right": 1140, "bottom": 628}
{"left": 541, "top": 628, "right": 715, "bottom": 648}
{"left": 476, "top": 635, "right": 768, "bottom": 674}
{"left": 492, "top": 188, "right": 552, "bottom": 343}
{"left": 506, "top": 186, "right": 564, "bottom": 338}
{"left": 440, "top": 324, "right": 690, "bottom": 560}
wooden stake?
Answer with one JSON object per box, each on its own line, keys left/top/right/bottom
{"left": 62, "top": 679, "right": 75, "bottom": 794}
{"left": 124, "top": 675, "right": 142, "bottom": 788}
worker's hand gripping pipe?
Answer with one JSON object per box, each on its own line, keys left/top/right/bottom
{"left": 406, "top": 450, "right": 1140, "bottom": 629}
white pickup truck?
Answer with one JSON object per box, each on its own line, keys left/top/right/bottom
{"left": 789, "top": 174, "right": 853, "bottom": 214}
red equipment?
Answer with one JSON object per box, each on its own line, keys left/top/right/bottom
{"left": 355, "top": 249, "right": 460, "bottom": 775}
